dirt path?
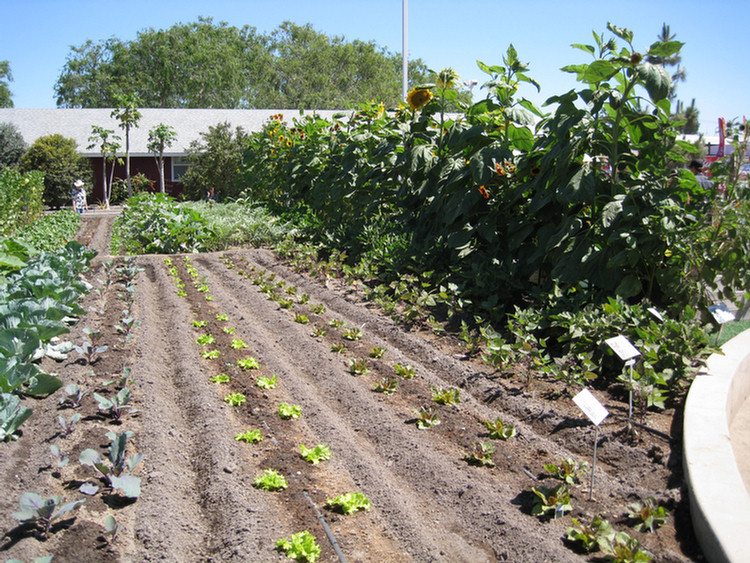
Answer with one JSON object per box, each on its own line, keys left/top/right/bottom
{"left": 0, "top": 214, "right": 702, "bottom": 562}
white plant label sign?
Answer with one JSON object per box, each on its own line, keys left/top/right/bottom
{"left": 647, "top": 307, "right": 664, "bottom": 322}
{"left": 605, "top": 335, "right": 640, "bottom": 362}
{"left": 708, "top": 303, "right": 735, "bottom": 324}
{"left": 573, "top": 388, "right": 609, "bottom": 426}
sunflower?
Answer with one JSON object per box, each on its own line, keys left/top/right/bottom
{"left": 407, "top": 88, "right": 433, "bottom": 110}
{"left": 437, "top": 68, "right": 459, "bottom": 89}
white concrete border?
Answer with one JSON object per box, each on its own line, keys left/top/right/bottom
{"left": 683, "top": 329, "right": 750, "bottom": 563}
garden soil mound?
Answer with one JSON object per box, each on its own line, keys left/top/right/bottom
{"left": 0, "top": 213, "right": 702, "bottom": 562}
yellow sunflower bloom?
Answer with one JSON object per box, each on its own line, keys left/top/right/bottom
{"left": 407, "top": 88, "right": 433, "bottom": 110}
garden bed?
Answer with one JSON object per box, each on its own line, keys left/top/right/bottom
{"left": 0, "top": 214, "right": 701, "bottom": 562}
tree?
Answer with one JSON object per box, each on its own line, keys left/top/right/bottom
{"left": 0, "top": 61, "right": 13, "bottom": 108}
{"left": 19, "top": 134, "right": 91, "bottom": 209}
{"left": 111, "top": 94, "right": 142, "bottom": 197}
{"left": 54, "top": 19, "right": 428, "bottom": 110}
{"left": 180, "top": 122, "right": 248, "bottom": 200}
{"left": 87, "top": 125, "right": 121, "bottom": 208}
{"left": 147, "top": 123, "right": 177, "bottom": 193}
{"left": 0, "top": 122, "right": 26, "bottom": 170}
{"left": 259, "top": 22, "right": 429, "bottom": 109}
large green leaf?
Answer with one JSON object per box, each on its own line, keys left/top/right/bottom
{"left": 582, "top": 60, "right": 618, "bottom": 84}
{"left": 634, "top": 63, "right": 671, "bottom": 102}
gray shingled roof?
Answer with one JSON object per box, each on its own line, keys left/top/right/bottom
{"left": 0, "top": 108, "right": 348, "bottom": 157}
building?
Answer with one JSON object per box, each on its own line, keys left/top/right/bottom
{"left": 0, "top": 108, "right": 344, "bottom": 202}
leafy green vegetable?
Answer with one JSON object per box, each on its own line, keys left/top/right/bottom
{"left": 431, "top": 386, "right": 461, "bottom": 405}
{"left": 11, "top": 492, "right": 85, "bottom": 538}
{"left": 254, "top": 469, "right": 288, "bottom": 491}
{"left": 325, "top": 492, "right": 371, "bottom": 515}
{"left": 626, "top": 497, "right": 668, "bottom": 533}
{"left": 299, "top": 444, "right": 331, "bottom": 465}
{"left": 209, "top": 373, "right": 230, "bottom": 384}
{"left": 531, "top": 483, "right": 572, "bottom": 519}
{"left": 79, "top": 431, "right": 143, "bottom": 498}
{"left": 414, "top": 406, "right": 440, "bottom": 429}
{"left": 0, "top": 392, "right": 33, "bottom": 441}
{"left": 235, "top": 429, "right": 263, "bottom": 444}
{"left": 278, "top": 403, "right": 301, "bottom": 419}
{"left": 223, "top": 392, "right": 246, "bottom": 407}
{"left": 276, "top": 530, "right": 321, "bottom": 562}
{"left": 196, "top": 334, "right": 216, "bottom": 346}
{"left": 373, "top": 377, "right": 398, "bottom": 395}
{"left": 256, "top": 373, "right": 277, "bottom": 389}
{"left": 464, "top": 441, "right": 495, "bottom": 467}
{"left": 237, "top": 357, "right": 259, "bottom": 370}
{"left": 230, "top": 338, "right": 248, "bottom": 349}
{"left": 483, "top": 417, "right": 517, "bottom": 440}
{"left": 544, "top": 457, "right": 590, "bottom": 486}
{"left": 566, "top": 514, "right": 615, "bottom": 553}
{"left": 394, "top": 363, "right": 416, "bottom": 378}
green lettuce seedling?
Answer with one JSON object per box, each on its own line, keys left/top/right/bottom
{"left": 222, "top": 326, "right": 236, "bottom": 334}
{"left": 202, "top": 349, "right": 220, "bottom": 359}
{"left": 394, "top": 363, "right": 416, "bottom": 378}
{"left": 627, "top": 497, "right": 668, "bottom": 533}
{"left": 369, "top": 347, "right": 386, "bottom": 358}
{"left": 209, "top": 373, "right": 230, "bottom": 384}
{"left": 294, "top": 313, "right": 310, "bottom": 324}
{"left": 544, "top": 457, "right": 590, "bottom": 486}
{"left": 276, "top": 530, "right": 320, "bottom": 562}
{"left": 325, "top": 492, "right": 371, "bottom": 515}
{"left": 215, "top": 313, "right": 229, "bottom": 321}
{"left": 531, "top": 483, "right": 572, "bottom": 519}
{"left": 464, "top": 441, "right": 495, "bottom": 467}
{"left": 224, "top": 392, "right": 246, "bottom": 407}
{"left": 348, "top": 358, "right": 369, "bottom": 375}
{"left": 601, "top": 531, "right": 653, "bottom": 562}
{"left": 566, "top": 514, "right": 615, "bottom": 553}
{"left": 195, "top": 334, "right": 216, "bottom": 346}
{"left": 431, "top": 386, "right": 461, "bottom": 405}
{"left": 192, "top": 319, "right": 207, "bottom": 327}
{"left": 237, "top": 357, "right": 260, "bottom": 370}
{"left": 299, "top": 444, "right": 330, "bottom": 465}
{"left": 374, "top": 377, "right": 398, "bottom": 395}
{"left": 342, "top": 328, "right": 362, "bottom": 341}
{"left": 230, "top": 338, "right": 248, "bottom": 349}
{"left": 278, "top": 403, "right": 301, "bottom": 419}
{"left": 256, "top": 373, "right": 277, "bottom": 389}
{"left": 11, "top": 492, "right": 85, "bottom": 539}
{"left": 254, "top": 469, "right": 288, "bottom": 491}
{"left": 235, "top": 429, "right": 263, "bottom": 444}
{"left": 414, "top": 406, "right": 440, "bottom": 429}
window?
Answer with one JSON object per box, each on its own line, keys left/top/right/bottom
{"left": 171, "top": 157, "right": 191, "bottom": 181}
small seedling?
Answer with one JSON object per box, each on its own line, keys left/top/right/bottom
{"left": 342, "top": 328, "right": 362, "bottom": 341}
{"left": 224, "top": 392, "right": 246, "bottom": 407}
{"left": 11, "top": 492, "right": 85, "bottom": 538}
{"left": 58, "top": 383, "right": 89, "bottom": 409}
{"left": 196, "top": 334, "right": 216, "bottom": 346}
{"left": 74, "top": 328, "right": 108, "bottom": 364}
{"left": 626, "top": 497, "right": 668, "bottom": 533}
{"left": 298, "top": 293, "right": 310, "bottom": 304}
{"left": 464, "top": 441, "right": 496, "bottom": 467}
{"left": 57, "top": 412, "right": 81, "bottom": 437}
{"left": 237, "top": 357, "right": 260, "bottom": 370}
{"left": 310, "top": 326, "right": 327, "bottom": 338}
{"left": 328, "top": 319, "right": 345, "bottom": 329}
{"left": 254, "top": 469, "right": 288, "bottom": 491}
{"left": 202, "top": 349, "right": 220, "bottom": 359}
{"left": 216, "top": 313, "right": 229, "bottom": 321}
{"left": 299, "top": 444, "right": 331, "bottom": 465}
{"left": 256, "top": 373, "right": 278, "bottom": 389}
{"left": 209, "top": 373, "right": 230, "bottom": 384}
{"left": 279, "top": 298, "right": 294, "bottom": 309}
{"left": 102, "top": 514, "right": 124, "bottom": 544}
{"left": 325, "top": 492, "right": 371, "bottom": 515}
{"left": 483, "top": 418, "right": 517, "bottom": 440}
{"left": 276, "top": 530, "right": 320, "bottom": 562}
{"left": 79, "top": 431, "right": 143, "bottom": 498}
{"left": 566, "top": 514, "right": 615, "bottom": 553}
{"left": 531, "top": 483, "right": 572, "bottom": 519}
{"left": 600, "top": 531, "right": 654, "bottom": 562}
{"left": 431, "top": 386, "right": 461, "bottom": 406}
{"left": 192, "top": 319, "right": 207, "bottom": 327}
{"left": 235, "top": 429, "right": 263, "bottom": 444}
{"left": 348, "top": 358, "right": 369, "bottom": 375}
{"left": 394, "top": 363, "right": 416, "bottom": 378}
{"left": 0, "top": 393, "right": 33, "bottom": 442}
{"left": 544, "top": 458, "right": 590, "bottom": 486}
{"left": 294, "top": 313, "right": 310, "bottom": 324}
{"left": 50, "top": 444, "right": 70, "bottom": 468}
{"left": 311, "top": 304, "right": 326, "bottom": 314}
{"left": 373, "top": 377, "right": 398, "bottom": 395}
{"left": 230, "top": 338, "right": 248, "bottom": 349}
{"left": 278, "top": 403, "right": 302, "bottom": 419}
{"left": 94, "top": 388, "right": 136, "bottom": 421}
{"left": 331, "top": 343, "right": 347, "bottom": 354}
{"left": 222, "top": 326, "right": 236, "bottom": 334}
{"left": 369, "top": 347, "right": 386, "bottom": 359}
{"left": 414, "top": 406, "right": 440, "bottom": 429}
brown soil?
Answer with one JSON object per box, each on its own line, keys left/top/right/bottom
{"left": 0, "top": 213, "right": 703, "bottom": 562}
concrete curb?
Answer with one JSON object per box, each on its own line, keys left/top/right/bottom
{"left": 683, "top": 329, "right": 750, "bottom": 563}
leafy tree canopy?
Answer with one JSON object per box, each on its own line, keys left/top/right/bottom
{"left": 0, "top": 122, "right": 26, "bottom": 170}
{"left": 55, "top": 18, "right": 428, "bottom": 110}
{"left": 0, "top": 61, "right": 13, "bottom": 108}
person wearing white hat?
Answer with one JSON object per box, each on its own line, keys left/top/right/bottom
{"left": 72, "top": 179, "right": 88, "bottom": 214}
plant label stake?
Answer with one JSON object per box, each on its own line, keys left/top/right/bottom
{"left": 708, "top": 303, "right": 735, "bottom": 345}
{"left": 605, "top": 335, "right": 640, "bottom": 422}
{"left": 573, "top": 388, "right": 609, "bottom": 501}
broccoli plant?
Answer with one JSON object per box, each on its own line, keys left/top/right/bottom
{"left": 11, "top": 492, "right": 85, "bottom": 539}
{"left": 78, "top": 430, "right": 144, "bottom": 498}
{"left": 276, "top": 530, "right": 321, "bottom": 562}
{"left": 325, "top": 492, "right": 371, "bottom": 515}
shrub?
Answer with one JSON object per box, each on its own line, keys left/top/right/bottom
{"left": 19, "top": 133, "right": 91, "bottom": 209}
{"left": 0, "top": 168, "right": 44, "bottom": 236}
{"left": 0, "top": 121, "right": 26, "bottom": 170}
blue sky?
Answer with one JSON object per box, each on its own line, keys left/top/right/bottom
{"left": 1, "top": 0, "right": 746, "bottom": 136}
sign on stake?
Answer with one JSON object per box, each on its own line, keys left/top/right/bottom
{"left": 708, "top": 303, "right": 735, "bottom": 345}
{"left": 605, "top": 335, "right": 640, "bottom": 422}
{"left": 573, "top": 388, "right": 609, "bottom": 501}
